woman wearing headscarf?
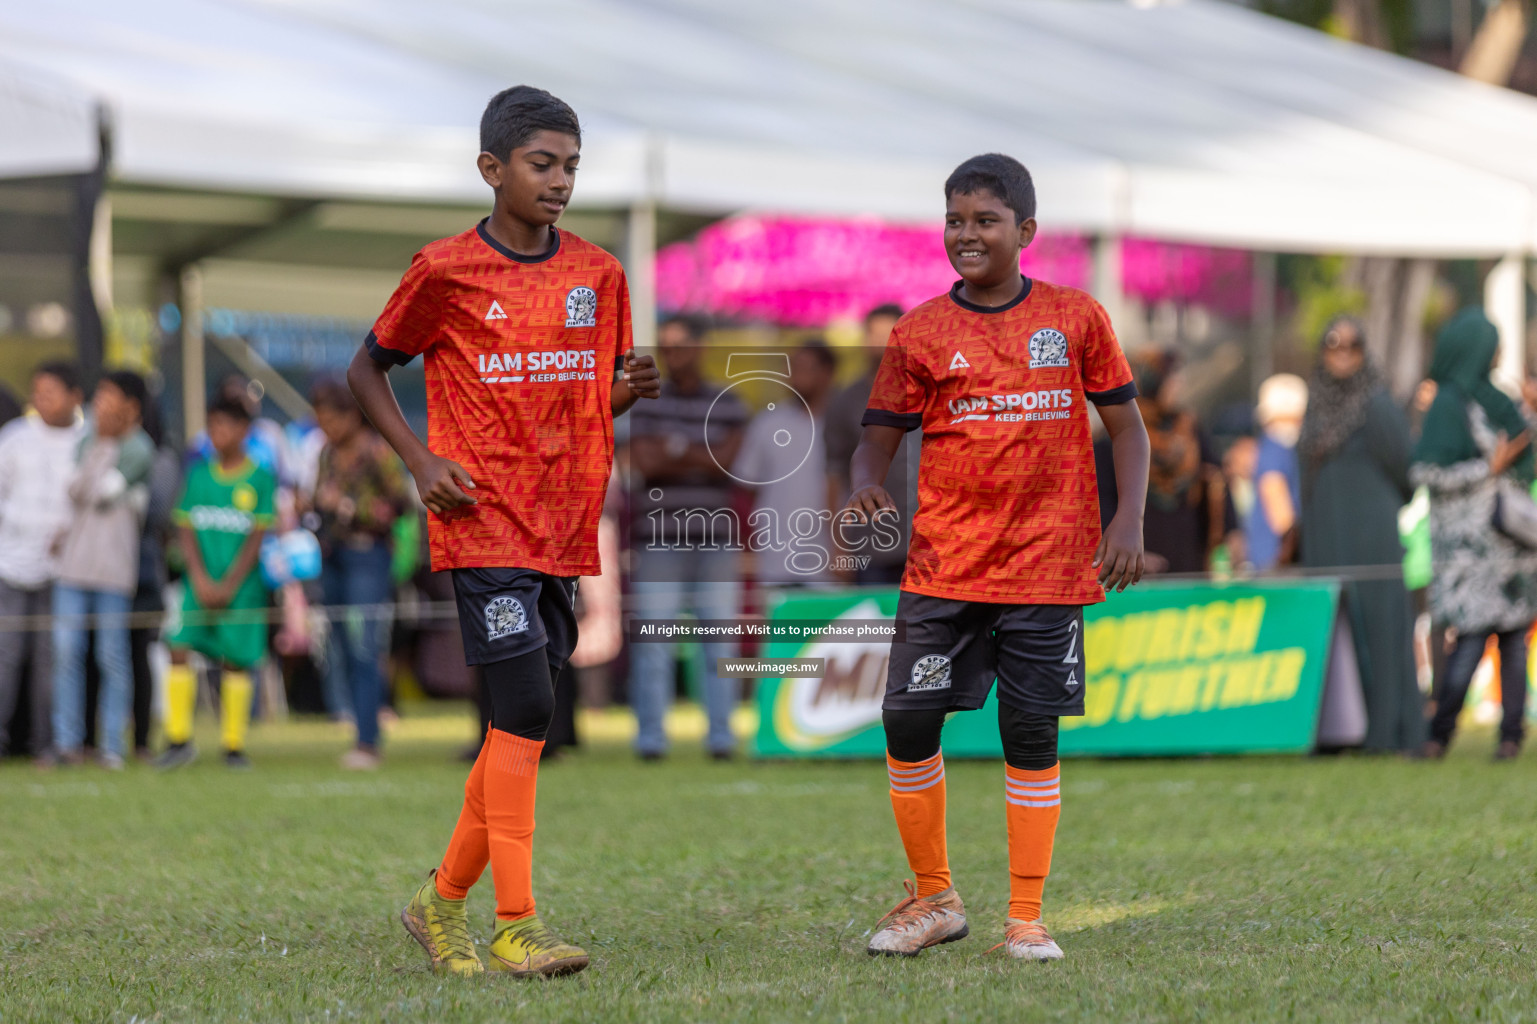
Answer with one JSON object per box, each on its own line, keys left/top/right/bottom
{"left": 1299, "top": 315, "right": 1421, "bottom": 752}
{"left": 1411, "top": 308, "right": 1536, "bottom": 761}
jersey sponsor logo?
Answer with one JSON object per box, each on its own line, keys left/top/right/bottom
{"left": 565, "top": 286, "right": 597, "bottom": 328}
{"left": 485, "top": 299, "right": 508, "bottom": 321}
{"left": 484, "top": 595, "right": 530, "bottom": 640}
{"left": 477, "top": 349, "right": 598, "bottom": 384}
{"left": 1028, "top": 328, "right": 1070, "bottom": 369}
{"left": 947, "top": 389, "right": 1074, "bottom": 424}
{"left": 909, "top": 654, "right": 952, "bottom": 692}
{"left": 186, "top": 505, "right": 255, "bottom": 534}
{"left": 231, "top": 483, "right": 258, "bottom": 513}
{"left": 949, "top": 351, "right": 971, "bottom": 371}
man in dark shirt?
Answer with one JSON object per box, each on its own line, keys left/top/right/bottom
{"left": 628, "top": 315, "right": 748, "bottom": 759}
{"left": 825, "top": 305, "right": 914, "bottom": 584}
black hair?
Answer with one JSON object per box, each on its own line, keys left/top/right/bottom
{"left": 100, "top": 370, "right": 147, "bottom": 414}
{"left": 864, "top": 304, "right": 904, "bottom": 326}
{"left": 33, "top": 359, "right": 80, "bottom": 393}
{"left": 480, "top": 86, "right": 581, "bottom": 161}
{"left": 310, "top": 376, "right": 360, "bottom": 417}
{"left": 798, "top": 338, "right": 838, "bottom": 372}
{"left": 207, "top": 392, "right": 253, "bottom": 424}
{"left": 659, "top": 314, "right": 707, "bottom": 342}
{"left": 944, "top": 153, "right": 1036, "bottom": 224}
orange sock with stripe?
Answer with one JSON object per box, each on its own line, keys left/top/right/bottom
{"left": 435, "top": 731, "right": 491, "bottom": 900}
{"left": 1005, "top": 762, "right": 1061, "bottom": 921}
{"left": 887, "top": 751, "right": 951, "bottom": 897}
{"left": 483, "top": 728, "right": 545, "bottom": 922}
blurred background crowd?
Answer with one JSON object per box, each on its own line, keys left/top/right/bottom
{"left": 3, "top": 0, "right": 1537, "bottom": 768}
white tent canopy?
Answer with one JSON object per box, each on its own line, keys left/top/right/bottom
{"left": 2, "top": 0, "right": 1536, "bottom": 256}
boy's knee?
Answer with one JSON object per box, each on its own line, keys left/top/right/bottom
{"left": 485, "top": 649, "right": 555, "bottom": 741}
{"left": 999, "top": 703, "right": 1059, "bottom": 771}
{"left": 883, "top": 707, "right": 947, "bottom": 763}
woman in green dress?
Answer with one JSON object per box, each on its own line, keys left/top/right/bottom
{"left": 1298, "top": 316, "right": 1422, "bottom": 752}
{"left": 1411, "top": 308, "right": 1536, "bottom": 761}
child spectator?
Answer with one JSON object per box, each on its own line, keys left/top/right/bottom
{"left": 307, "top": 377, "right": 410, "bottom": 770}
{"left": 157, "top": 394, "right": 276, "bottom": 769}
{"left": 51, "top": 370, "right": 154, "bottom": 769}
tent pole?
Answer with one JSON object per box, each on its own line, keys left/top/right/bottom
{"left": 180, "top": 263, "right": 206, "bottom": 442}
{"left": 627, "top": 200, "right": 657, "bottom": 353}
{"left": 1486, "top": 252, "right": 1527, "bottom": 393}
{"left": 1250, "top": 252, "right": 1277, "bottom": 393}
{"left": 1092, "top": 234, "right": 1124, "bottom": 334}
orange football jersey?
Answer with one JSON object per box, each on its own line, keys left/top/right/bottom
{"left": 864, "top": 277, "right": 1136, "bottom": 604}
{"left": 366, "top": 221, "right": 630, "bottom": 575}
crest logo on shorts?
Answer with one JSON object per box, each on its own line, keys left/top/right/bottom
{"left": 1029, "top": 328, "right": 1070, "bottom": 369}
{"left": 909, "top": 654, "right": 953, "bottom": 692}
{"left": 565, "top": 287, "right": 597, "bottom": 328}
{"left": 484, "top": 595, "right": 530, "bottom": 641}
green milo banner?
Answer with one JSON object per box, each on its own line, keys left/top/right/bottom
{"left": 753, "top": 580, "right": 1340, "bottom": 758}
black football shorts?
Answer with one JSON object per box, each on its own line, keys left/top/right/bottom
{"left": 882, "top": 590, "right": 1086, "bottom": 717}
{"left": 451, "top": 567, "right": 578, "bottom": 670}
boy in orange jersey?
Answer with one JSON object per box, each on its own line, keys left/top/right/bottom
{"left": 348, "top": 86, "right": 659, "bottom": 978}
{"left": 845, "top": 154, "right": 1150, "bottom": 961}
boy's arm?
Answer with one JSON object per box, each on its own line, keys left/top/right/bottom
{"left": 178, "top": 524, "right": 221, "bottom": 609}
{"left": 844, "top": 424, "right": 905, "bottom": 522}
{"left": 208, "top": 526, "right": 266, "bottom": 608}
{"left": 611, "top": 350, "right": 661, "bottom": 417}
{"left": 347, "top": 346, "right": 477, "bottom": 515}
{"left": 1093, "top": 401, "right": 1150, "bottom": 592}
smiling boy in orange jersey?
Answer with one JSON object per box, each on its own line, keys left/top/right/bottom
{"left": 846, "top": 154, "right": 1150, "bottom": 961}
{"left": 348, "top": 86, "right": 660, "bottom": 978}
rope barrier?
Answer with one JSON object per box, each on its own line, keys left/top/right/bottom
{"left": 0, "top": 557, "right": 1511, "bottom": 633}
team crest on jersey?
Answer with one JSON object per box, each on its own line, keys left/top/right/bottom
{"left": 484, "top": 595, "right": 530, "bottom": 641}
{"left": 231, "top": 483, "right": 258, "bottom": 513}
{"left": 1029, "top": 328, "right": 1070, "bottom": 369}
{"left": 909, "top": 654, "right": 953, "bottom": 692}
{"left": 949, "top": 351, "right": 971, "bottom": 371}
{"left": 565, "top": 287, "right": 597, "bottom": 328}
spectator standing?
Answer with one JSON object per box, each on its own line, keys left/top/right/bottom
{"left": 629, "top": 316, "right": 748, "bottom": 760}
{"left": 1099, "top": 350, "right": 1236, "bottom": 573}
{"left": 0, "top": 362, "right": 85, "bottom": 761}
{"left": 735, "top": 340, "right": 839, "bottom": 584}
{"left": 1411, "top": 309, "right": 1537, "bottom": 761}
{"left": 51, "top": 370, "right": 154, "bottom": 769}
{"left": 308, "top": 379, "right": 411, "bottom": 770}
{"left": 1245, "top": 374, "right": 1307, "bottom": 571}
{"left": 826, "top": 305, "right": 913, "bottom": 583}
{"left": 1299, "top": 316, "right": 1421, "bottom": 753}
{"left": 127, "top": 397, "right": 182, "bottom": 761}
{"left": 158, "top": 394, "right": 276, "bottom": 769}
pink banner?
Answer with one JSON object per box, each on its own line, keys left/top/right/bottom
{"left": 657, "top": 215, "right": 1251, "bottom": 326}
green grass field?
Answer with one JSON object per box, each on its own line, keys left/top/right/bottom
{"left": 4, "top": 705, "right": 1537, "bottom": 1024}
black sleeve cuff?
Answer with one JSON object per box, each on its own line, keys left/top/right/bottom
{"left": 364, "top": 330, "right": 414, "bottom": 367}
{"left": 862, "top": 408, "right": 922, "bottom": 432}
{"left": 614, "top": 353, "right": 625, "bottom": 376}
{"left": 1087, "top": 382, "right": 1139, "bottom": 406}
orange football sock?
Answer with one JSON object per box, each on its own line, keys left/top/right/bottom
{"left": 483, "top": 728, "right": 544, "bottom": 922}
{"left": 435, "top": 731, "right": 491, "bottom": 900}
{"left": 887, "top": 751, "right": 951, "bottom": 898}
{"left": 1005, "top": 762, "right": 1061, "bottom": 922}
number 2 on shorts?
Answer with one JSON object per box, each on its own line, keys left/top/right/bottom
{"left": 1063, "top": 618, "right": 1079, "bottom": 665}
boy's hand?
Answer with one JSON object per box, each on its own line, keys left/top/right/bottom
{"left": 844, "top": 485, "right": 895, "bottom": 525}
{"left": 193, "top": 574, "right": 229, "bottom": 610}
{"left": 412, "top": 454, "right": 477, "bottom": 514}
{"left": 1093, "top": 512, "right": 1144, "bottom": 593}
{"left": 621, "top": 350, "right": 661, "bottom": 399}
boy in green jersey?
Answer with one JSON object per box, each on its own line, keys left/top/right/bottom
{"left": 157, "top": 394, "right": 275, "bottom": 769}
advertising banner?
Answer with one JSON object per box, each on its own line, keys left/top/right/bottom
{"left": 753, "top": 580, "right": 1341, "bottom": 758}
